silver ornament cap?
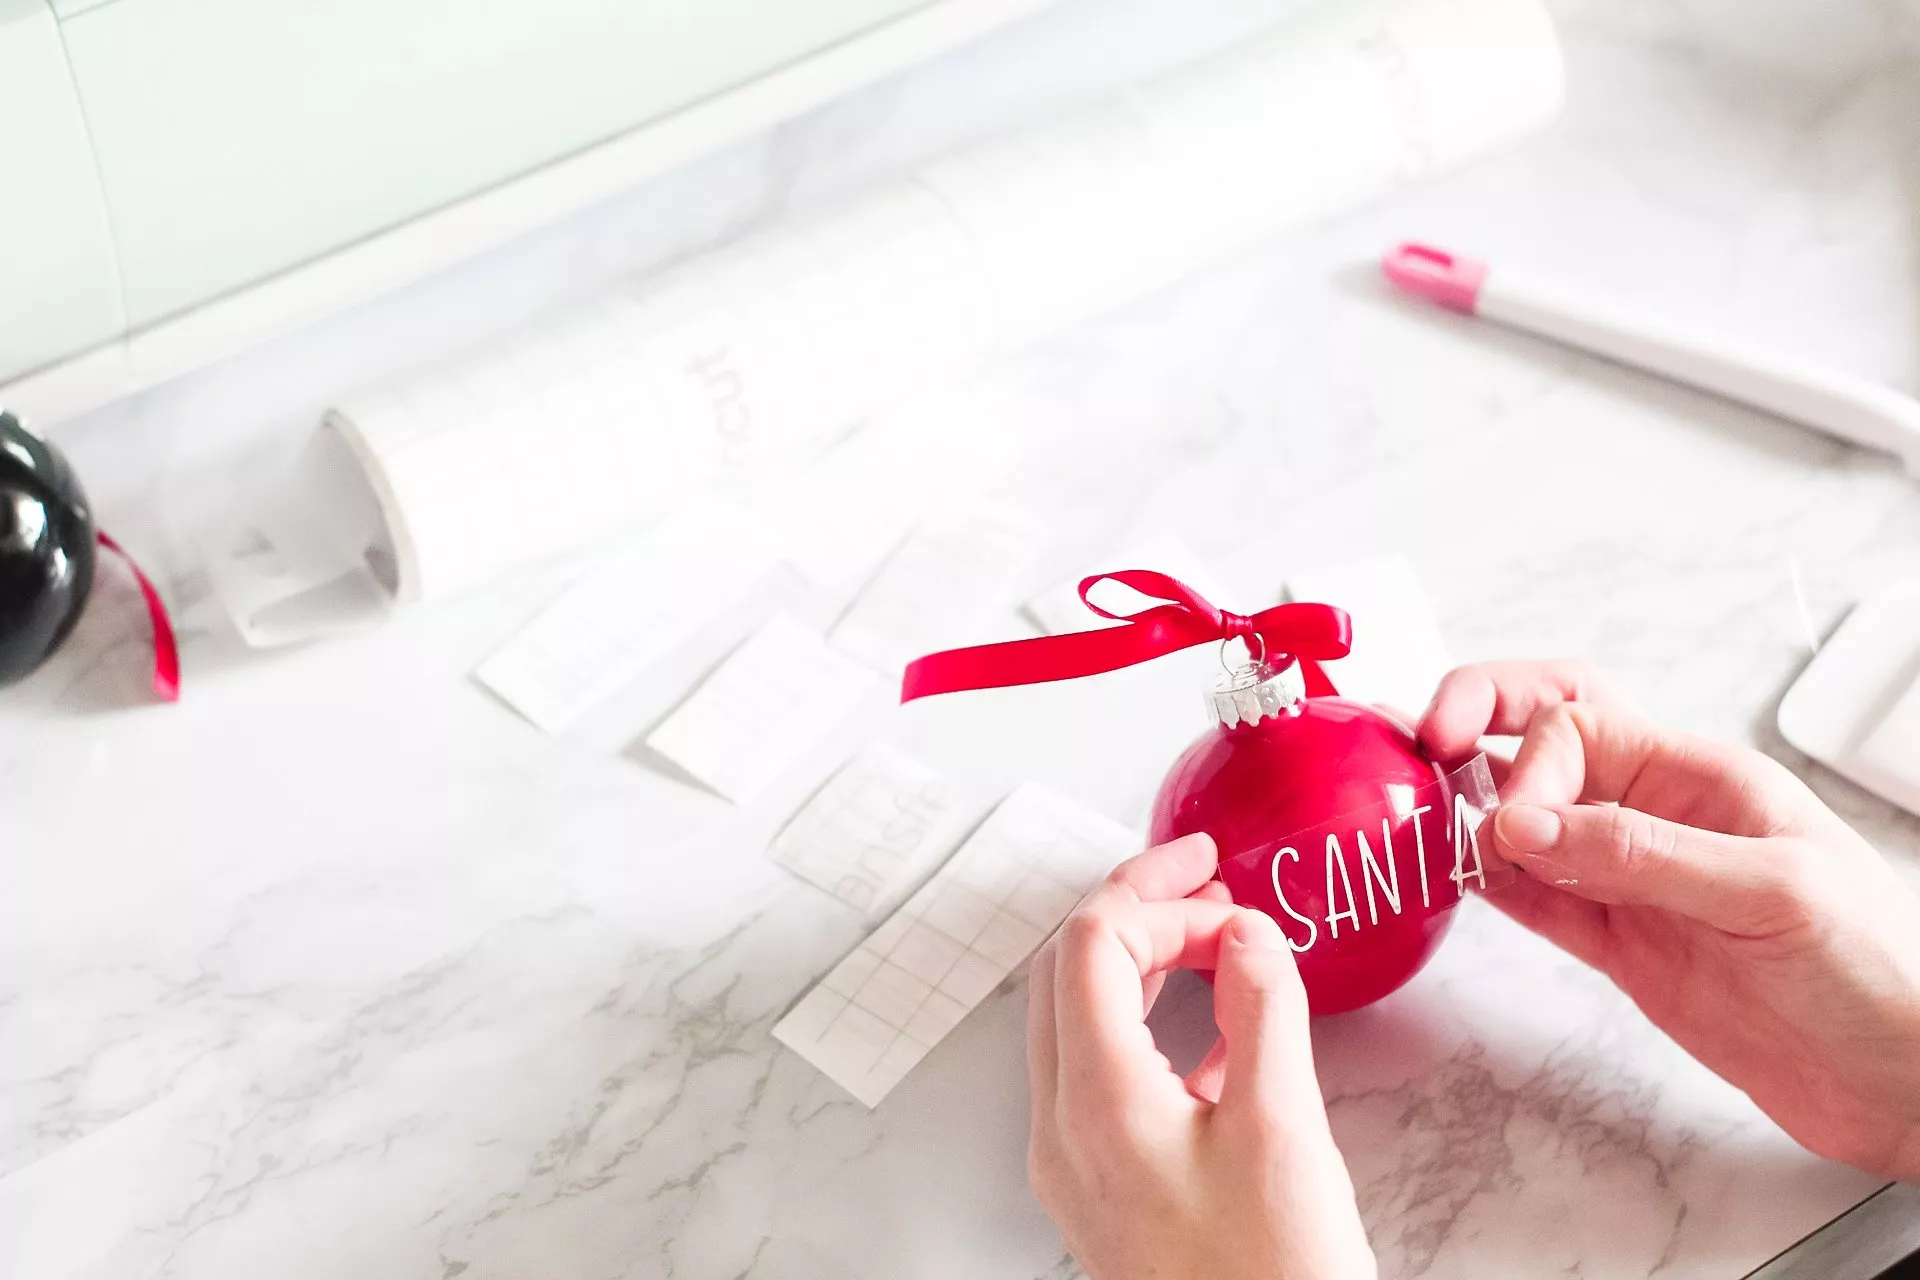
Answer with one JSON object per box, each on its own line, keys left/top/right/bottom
{"left": 1206, "top": 658, "right": 1305, "bottom": 729}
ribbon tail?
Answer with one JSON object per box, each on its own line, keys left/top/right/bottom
{"left": 902, "top": 608, "right": 1219, "bottom": 702}
{"left": 96, "top": 531, "right": 180, "bottom": 702}
{"left": 1298, "top": 659, "right": 1339, "bottom": 699}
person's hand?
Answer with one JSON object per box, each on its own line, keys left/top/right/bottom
{"left": 1420, "top": 660, "right": 1920, "bottom": 1179}
{"left": 1026, "top": 833, "right": 1376, "bottom": 1280}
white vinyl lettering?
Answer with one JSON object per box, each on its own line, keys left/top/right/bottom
{"left": 1356, "top": 819, "right": 1402, "bottom": 926}
{"left": 1267, "top": 789, "right": 1491, "bottom": 955}
{"left": 1450, "top": 792, "right": 1488, "bottom": 894}
{"left": 1324, "top": 834, "right": 1360, "bottom": 939}
{"left": 1408, "top": 804, "right": 1434, "bottom": 908}
{"left": 1270, "top": 846, "right": 1318, "bottom": 953}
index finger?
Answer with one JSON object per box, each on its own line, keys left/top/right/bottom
{"left": 1104, "top": 832, "right": 1220, "bottom": 902}
{"left": 1418, "top": 660, "right": 1621, "bottom": 760}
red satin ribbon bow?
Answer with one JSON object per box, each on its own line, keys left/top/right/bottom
{"left": 900, "top": 569, "right": 1352, "bottom": 703}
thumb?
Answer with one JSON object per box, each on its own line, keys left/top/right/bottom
{"left": 1212, "top": 911, "right": 1322, "bottom": 1122}
{"left": 1495, "top": 802, "right": 1791, "bottom": 933}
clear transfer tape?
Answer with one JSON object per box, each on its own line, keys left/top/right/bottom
{"left": 1216, "top": 754, "right": 1508, "bottom": 958}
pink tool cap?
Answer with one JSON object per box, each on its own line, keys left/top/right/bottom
{"left": 1381, "top": 242, "right": 1488, "bottom": 314}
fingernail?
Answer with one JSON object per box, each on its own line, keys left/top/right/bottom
{"left": 1497, "top": 804, "right": 1563, "bottom": 854}
{"left": 1228, "top": 911, "right": 1285, "bottom": 951}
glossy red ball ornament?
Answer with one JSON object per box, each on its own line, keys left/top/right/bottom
{"left": 1148, "top": 670, "right": 1449, "bottom": 1016}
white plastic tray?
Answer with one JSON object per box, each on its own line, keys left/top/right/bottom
{"left": 1778, "top": 582, "right": 1920, "bottom": 819}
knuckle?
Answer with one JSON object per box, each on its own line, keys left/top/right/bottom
{"left": 1057, "top": 907, "right": 1110, "bottom": 956}
{"left": 1561, "top": 658, "right": 1608, "bottom": 701}
{"left": 1601, "top": 806, "right": 1673, "bottom": 874}
{"left": 1741, "top": 745, "right": 1798, "bottom": 788}
{"left": 1738, "top": 751, "right": 1823, "bottom": 831}
{"left": 1101, "top": 859, "right": 1148, "bottom": 896}
{"left": 1221, "top": 962, "right": 1279, "bottom": 1013}
{"left": 1226, "top": 927, "right": 1302, "bottom": 997}
{"left": 1529, "top": 700, "right": 1604, "bottom": 763}
{"left": 1700, "top": 836, "right": 1838, "bottom": 938}
{"left": 1432, "top": 665, "right": 1478, "bottom": 700}
{"left": 1083, "top": 873, "right": 1144, "bottom": 916}
{"left": 1226, "top": 968, "right": 1306, "bottom": 1033}
{"left": 1691, "top": 737, "right": 1805, "bottom": 808}
{"left": 1428, "top": 664, "right": 1492, "bottom": 722}
{"left": 1705, "top": 737, "right": 1778, "bottom": 783}
{"left": 1538, "top": 701, "right": 1584, "bottom": 738}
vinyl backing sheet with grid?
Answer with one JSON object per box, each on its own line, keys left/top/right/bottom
{"left": 774, "top": 783, "right": 1140, "bottom": 1107}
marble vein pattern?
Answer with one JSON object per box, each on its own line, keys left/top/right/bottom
{"left": 5, "top": 0, "right": 1920, "bottom": 1276}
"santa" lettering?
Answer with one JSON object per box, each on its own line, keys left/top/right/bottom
{"left": 1268, "top": 795, "right": 1490, "bottom": 955}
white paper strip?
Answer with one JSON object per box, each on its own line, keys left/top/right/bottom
{"left": 644, "top": 615, "right": 877, "bottom": 803}
{"left": 474, "top": 503, "right": 779, "bottom": 733}
{"left": 767, "top": 745, "right": 959, "bottom": 914}
{"left": 774, "top": 783, "right": 1140, "bottom": 1107}
{"left": 830, "top": 509, "right": 1046, "bottom": 676}
{"left": 1287, "top": 554, "right": 1452, "bottom": 716}
{"left": 1024, "top": 536, "right": 1231, "bottom": 636}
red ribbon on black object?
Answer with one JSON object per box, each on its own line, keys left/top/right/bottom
{"left": 900, "top": 569, "right": 1351, "bottom": 703}
{"left": 96, "top": 531, "right": 180, "bottom": 702}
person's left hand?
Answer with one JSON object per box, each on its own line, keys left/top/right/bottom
{"left": 1027, "top": 833, "right": 1377, "bottom": 1280}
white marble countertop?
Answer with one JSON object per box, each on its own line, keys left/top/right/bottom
{"left": 6, "top": 1, "right": 1920, "bottom": 1276}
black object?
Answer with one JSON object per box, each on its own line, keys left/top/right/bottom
{"left": 1743, "top": 1183, "right": 1920, "bottom": 1279}
{"left": 0, "top": 410, "right": 95, "bottom": 687}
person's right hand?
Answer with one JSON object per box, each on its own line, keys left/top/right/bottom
{"left": 1419, "top": 660, "right": 1920, "bottom": 1180}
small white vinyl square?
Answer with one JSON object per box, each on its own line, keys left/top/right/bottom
{"left": 645, "top": 615, "right": 877, "bottom": 804}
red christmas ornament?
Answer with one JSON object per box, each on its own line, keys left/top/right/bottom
{"left": 1148, "top": 674, "right": 1450, "bottom": 1015}
{"left": 904, "top": 569, "right": 1495, "bottom": 1017}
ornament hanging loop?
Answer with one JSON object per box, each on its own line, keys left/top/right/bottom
{"left": 1217, "top": 610, "right": 1266, "bottom": 676}
{"left": 1219, "top": 629, "right": 1267, "bottom": 677}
